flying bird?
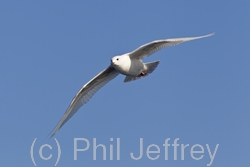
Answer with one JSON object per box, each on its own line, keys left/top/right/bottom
{"left": 50, "top": 33, "right": 213, "bottom": 137}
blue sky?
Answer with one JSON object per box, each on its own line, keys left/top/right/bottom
{"left": 1, "top": 0, "right": 249, "bottom": 166}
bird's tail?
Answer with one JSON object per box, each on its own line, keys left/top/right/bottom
{"left": 145, "top": 60, "right": 160, "bottom": 74}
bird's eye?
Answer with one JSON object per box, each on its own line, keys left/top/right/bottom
{"left": 116, "top": 58, "right": 119, "bottom": 61}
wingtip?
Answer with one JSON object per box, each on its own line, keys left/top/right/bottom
{"left": 195, "top": 33, "right": 215, "bottom": 40}
{"left": 206, "top": 32, "right": 215, "bottom": 37}
{"left": 46, "top": 131, "right": 55, "bottom": 140}
{"left": 46, "top": 125, "right": 59, "bottom": 139}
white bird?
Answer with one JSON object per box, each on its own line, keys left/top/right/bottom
{"left": 50, "top": 33, "right": 213, "bottom": 137}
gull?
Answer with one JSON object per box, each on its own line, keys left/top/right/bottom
{"left": 50, "top": 33, "right": 213, "bottom": 137}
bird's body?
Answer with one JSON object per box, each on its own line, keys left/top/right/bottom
{"left": 50, "top": 33, "right": 214, "bottom": 137}
{"left": 112, "top": 54, "right": 147, "bottom": 76}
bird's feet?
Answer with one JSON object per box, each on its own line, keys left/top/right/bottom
{"left": 139, "top": 71, "right": 147, "bottom": 77}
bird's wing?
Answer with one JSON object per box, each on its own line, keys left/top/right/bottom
{"left": 50, "top": 65, "right": 119, "bottom": 137}
{"left": 129, "top": 33, "right": 214, "bottom": 60}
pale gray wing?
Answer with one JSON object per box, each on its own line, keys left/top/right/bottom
{"left": 50, "top": 65, "right": 119, "bottom": 137}
{"left": 129, "top": 33, "right": 214, "bottom": 60}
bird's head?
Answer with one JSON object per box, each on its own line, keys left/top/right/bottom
{"left": 111, "top": 55, "right": 124, "bottom": 66}
{"left": 111, "top": 54, "right": 131, "bottom": 74}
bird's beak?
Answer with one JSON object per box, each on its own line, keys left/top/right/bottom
{"left": 110, "top": 59, "right": 114, "bottom": 65}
